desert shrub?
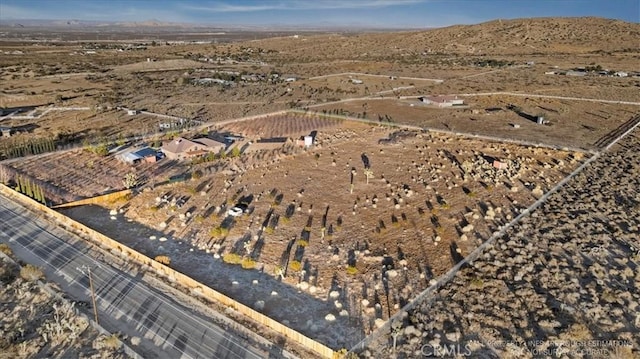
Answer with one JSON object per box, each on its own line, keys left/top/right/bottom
{"left": 210, "top": 227, "right": 229, "bottom": 238}
{"left": 149, "top": 205, "right": 159, "bottom": 212}
{"left": 154, "top": 255, "right": 171, "bottom": 266}
{"left": 95, "top": 334, "right": 121, "bottom": 350}
{"left": 470, "top": 277, "right": 484, "bottom": 289}
{"left": 467, "top": 191, "right": 477, "bottom": 198}
{"left": 0, "top": 262, "right": 18, "bottom": 285}
{"left": 192, "top": 169, "right": 203, "bottom": 180}
{"left": 297, "top": 239, "right": 308, "bottom": 247}
{"left": 223, "top": 253, "right": 242, "bottom": 264}
{"left": 0, "top": 243, "right": 12, "bottom": 256}
{"left": 289, "top": 260, "right": 302, "bottom": 271}
{"left": 20, "top": 264, "right": 43, "bottom": 281}
{"left": 241, "top": 258, "right": 256, "bottom": 269}
{"left": 346, "top": 266, "right": 358, "bottom": 275}
{"left": 194, "top": 214, "right": 204, "bottom": 224}
{"left": 264, "top": 227, "right": 274, "bottom": 235}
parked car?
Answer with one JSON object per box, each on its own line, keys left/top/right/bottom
{"left": 227, "top": 206, "right": 244, "bottom": 217}
{"left": 227, "top": 202, "right": 248, "bottom": 217}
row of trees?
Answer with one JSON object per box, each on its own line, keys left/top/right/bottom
{"left": 0, "top": 137, "right": 57, "bottom": 160}
{"left": 14, "top": 175, "right": 47, "bottom": 205}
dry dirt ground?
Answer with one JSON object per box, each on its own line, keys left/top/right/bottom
{"left": 0, "top": 253, "right": 129, "bottom": 359}
{"left": 361, "top": 127, "right": 640, "bottom": 359}
{"left": 55, "top": 114, "right": 586, "bottom": 350}
{"left": 1, "top": 17, "right": 639, "bottom": 357}
{"left": 2, "top": 18, "right": 638, "bottom": 148}
{"left": 311, "top": 97, "right": 640, "bottom": 150}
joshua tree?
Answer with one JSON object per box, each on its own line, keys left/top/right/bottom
{"left": 243, "top": 240, "right": 252, "bottom": 257}
{"left": 391, "top": 319, "right": 403, "bottom": 352}
{"left": 363, "top": 168, "right": 374, "bottom": 184}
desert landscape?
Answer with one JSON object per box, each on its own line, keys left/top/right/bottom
{"left": 1, "top": 11, "right": 639, "bottom": 359}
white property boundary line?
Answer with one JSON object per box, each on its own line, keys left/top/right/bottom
{"left": 453, "top": 92, "right": 640, "bottom": 106}
{"left": 308, "top": 72, "right": 444, "bottom": 83}
{"left": 289, "top": 109, "right": 596, "bottom": 155}
{"left": 346, "top": 105, "right": 640, "bottom": 355}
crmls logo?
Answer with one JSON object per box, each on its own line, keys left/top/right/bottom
{"left": 421, "top": 344, "right": 472, "bottom": 357}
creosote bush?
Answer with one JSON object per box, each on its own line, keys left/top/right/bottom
{"left": 20, "top": 264, "right": 44, "bottom": 282}
{"left": 346, "top": 266, "right": 358, "bottom": 275}
{"left": 289, "top": 260, "right": 302, "bottom": 271}
{"left": 241, "top": 258, "right": 256, "bottom": 269}
{"left": 0, "top": 243, "right": 12, "bottom": 256}
{"left": 223, "top": 253, "right": 242, "bottom": 264}
{"left": 470, "top": 277, "right": 484, "bottom": 289}
{"left": 297, "top": 239, "right": 309, "bottom": 247}
{"left": 210, "top": 226, "right": 229, "bottom": 238}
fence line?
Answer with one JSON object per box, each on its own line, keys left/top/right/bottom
{"left": 0, "top": 184, "right": 338, "bottom": 359}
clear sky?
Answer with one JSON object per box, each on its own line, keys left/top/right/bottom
{"left": 1, "top": 0, "right": 638, "bottom": 28}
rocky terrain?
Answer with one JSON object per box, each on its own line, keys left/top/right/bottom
{"left": 359, "top": 130, "right": 640, "bottom": 358}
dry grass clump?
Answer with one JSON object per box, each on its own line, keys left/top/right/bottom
{"left": 241, "top": 258, "right": 256, "bottom": 269}
{"left": 94, "top": 333, "right": 122, "bottom": 350}
{"left": 20, "top": 264, "right": 44, "bottom": 282}
{"left": 154, "top": 255, "right": 171, "bottom": 266}
{"left": 223, "top": 253, "right": 242, "bottom": 264}
{"left": 289, "top": 260, "right": 302, "bottom": 272}
{"left": 0, "top": 243, "right": 12, "bottom": 256}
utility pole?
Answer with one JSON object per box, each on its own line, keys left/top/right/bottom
{"left": 87, "top": 267, "right": 99, "bottom": 325}
{"left": 77, "top": 265, "right": 100, "bottom": 324}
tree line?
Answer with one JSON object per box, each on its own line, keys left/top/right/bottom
{"left": 14, "top": 175, "right": 47, "bottom": 205}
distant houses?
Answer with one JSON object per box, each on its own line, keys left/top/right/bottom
{"left": 160, "top": 137, "right": 226, "bottom": 160}
{"left": 418, "top": 95, "right": 465, "bottom": 107}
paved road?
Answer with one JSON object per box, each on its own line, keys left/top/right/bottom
{"left": 0, "top": 196, "right": 271, "bottom": 359}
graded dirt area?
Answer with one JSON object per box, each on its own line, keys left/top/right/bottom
{"left": 57, "top": 116, "right": 585, "bottom": 350}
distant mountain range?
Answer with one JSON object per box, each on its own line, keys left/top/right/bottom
{"left": 0, "top": 18, "right": 416, "bottom": 32}
{"left": 251, "top": 17, "right": 640, "bottom": 56}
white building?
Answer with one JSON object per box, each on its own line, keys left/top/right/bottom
{"left": 418, "top": 95, "right": 464, "bottom": 107}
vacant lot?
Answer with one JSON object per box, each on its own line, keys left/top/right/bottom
{"left": 60, "top": 116, "right": 583, "bottom": 350}
{"left": 312, "top": 97, "right": 639, "bottom": 150}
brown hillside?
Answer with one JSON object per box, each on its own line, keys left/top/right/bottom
{"left": 256, "top": 17, "right": 640, "bottom": 59}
